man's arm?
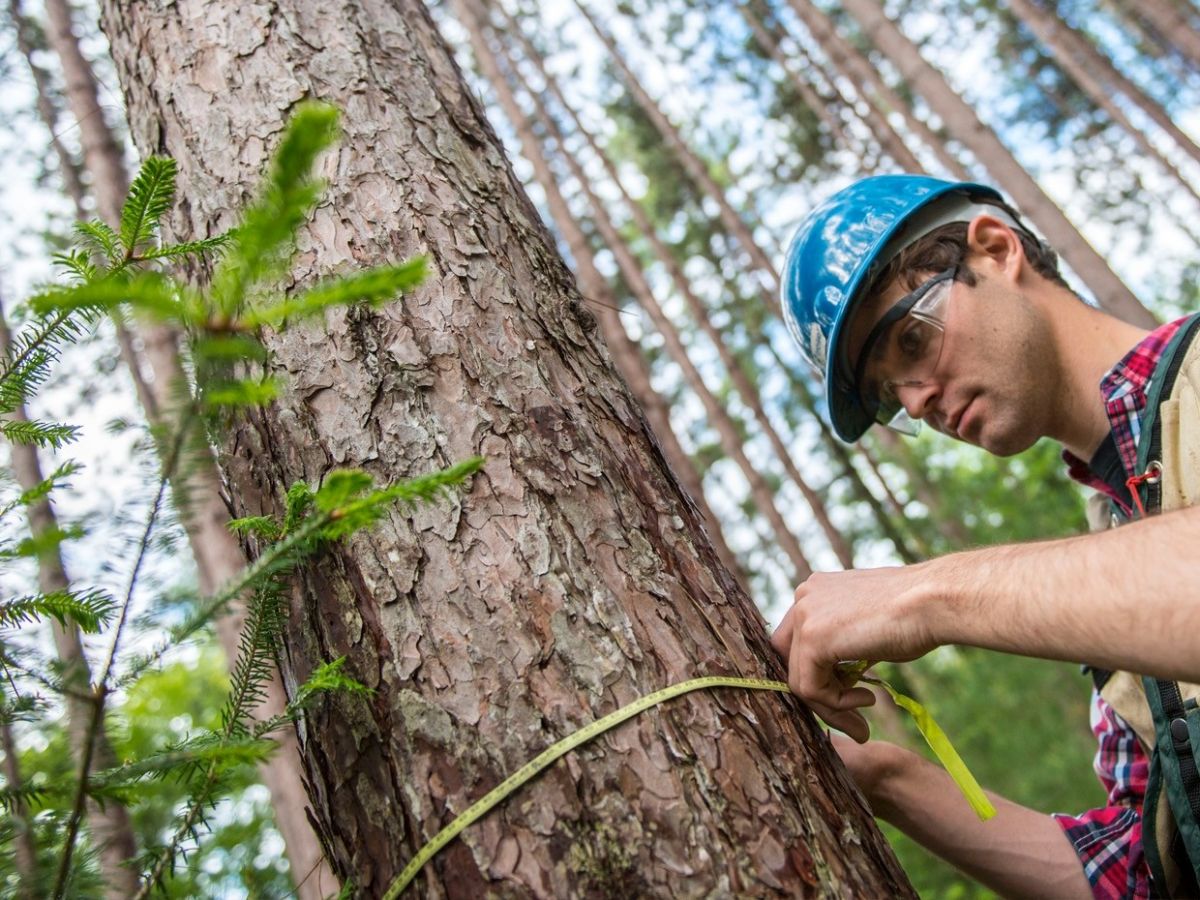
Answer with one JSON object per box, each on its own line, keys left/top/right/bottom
{"left": 771, "top": 503, "right": 1200, "bottom": 737}
{"left": 834, "top": 736, "right": 1093, "bottom": 899}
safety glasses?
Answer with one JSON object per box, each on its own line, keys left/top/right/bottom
{"left": 852, "top": 266, "right": 958, "bottom": 434}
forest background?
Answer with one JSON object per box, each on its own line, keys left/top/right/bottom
{"left": 0, "top": 0, "right": 1198, "bottom": 895}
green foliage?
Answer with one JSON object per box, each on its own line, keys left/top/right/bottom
{"left": 0, "top": 102, "right": 478, "bottom": 897}
{"left": 0, "top": 589, "right": 113, "bottom": 634}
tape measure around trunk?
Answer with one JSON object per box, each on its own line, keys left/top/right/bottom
{"left": 384, "top": 672, "right": 992, "bottom": 897}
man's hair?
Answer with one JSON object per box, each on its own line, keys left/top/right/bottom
{"left": 869, "top": 199, "right": 1072, "bottom": 296}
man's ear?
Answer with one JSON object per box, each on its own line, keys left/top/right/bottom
{"left": 965, "top": 214, "right": 1024, "bottom": 282}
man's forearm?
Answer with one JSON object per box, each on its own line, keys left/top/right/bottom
{"left": 872, "top": 745, "right": 1092, "bottom": 900}
{"left": 931, "top": 503, "right": 1200, "bottom": 682}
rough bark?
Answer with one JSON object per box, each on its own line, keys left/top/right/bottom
{"left": 838, "top": 0, "right": 1158, "bottom": 329}
{"left": 0, "top": 302, "right": 141, "bottom": 899}
{"left": 1006, "top": 0, "right": 1200, "bottom": 205}
{"left": 472, "top": 20, "right": 816, "bottom": 582}
{"left": 99, "top": 0, "right": 916, "bottom": 895}
{"left": 40, "top": 1, "right": 336, "bottom": 892}
{"left": 454, "top": 4, "right": 748, "bottom": 594}
{"left": 489, "top": 8, "right": 855, "bottom": 571}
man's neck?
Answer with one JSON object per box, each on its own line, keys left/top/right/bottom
{"left": 1045, "top": 292, "right": 1151, "bottom": 460}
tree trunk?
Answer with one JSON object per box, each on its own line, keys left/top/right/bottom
{"left": 737, "top": 0, "right": 865, "bottom": 165}
{"left": 40, "top": 1, "right": 336, "bottom": 892}
{"left": 839, "top": 0, "right": 1158, "bottom": 329}
{"left": 99, "top": 0, "right": 916, "bottom": 895}
{"left": 453, "top": 6, "right": 749, "bottom": 594}
{"left": 1006, "top": 0, "right": 1200, "bottom": 205}
{"left": 485, "top": 1, "right": 855, "bottom": 570}
{"left": 0, "top": 713, "right": 38, "bottom": 899}
{"left": 0, "top": 301, "right": 141, "bottom": 899}
{"left": 783, "top": 0, "right": 971, "bottom": 180}
{"left": 1037, "top": 0, "right": 1200, "bottom": 170}
{"left": 1128, "top": 0, "right": 1200, "bottom": 72}
{"left": 476, "top": 19, "right": 814, "bottom": 580}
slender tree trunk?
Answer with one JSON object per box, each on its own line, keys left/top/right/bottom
{"left": 783, "top": 0, "right": 971, "bottom": 180}
{"left": 737, "top": 0, "right": 865, "bottom": 165}
{"left": 100, "top": 0, "right": 916, "bottom": 895}
{"left": 1006, "top": 0, "right": 1200, "bottom": 205}
{"left": 575, "top": 1, "right": 781, "bottom": 284}
{"left": 40, "top": 1, "right": 335, "bottom": 893}
{"left": 0, "top": 301, "right": 141, "bottom": 899}
{"left": 1, "top": 699, "right": 38, "bottom": 898}
{"left": 839, "top": 0, "right": 1158, "bottom": 328}
{"left": 1037, "top": 0, "right": 1200, "bottom": 170}
{"left": 1129, "top": 0, "right": 1200, "bottom": 72}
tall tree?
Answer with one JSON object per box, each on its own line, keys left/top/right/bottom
{"left": 1124, "top": 0, "right": 1200, "bottom": 73}
{"left": 781, "top": 0, "right": 971, "bottom": 179}
{"left": 838, "top": 0, "right": 1158, "bottom": 328}
{"left": 99, "top": 0, "right": 915, "bottom": 894}
{"left": 1004, "top": 0, "right": 1200, "bottom": 206}
{"left": 1027, "top": 0, "right": 1200, "bottom": 170}
{"left": 38, "top": 1, "right": 335, "bottom": 892}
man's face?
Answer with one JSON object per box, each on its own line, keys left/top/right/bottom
{"left": 845, "top": 262, "right": 1053, "bottom": 456}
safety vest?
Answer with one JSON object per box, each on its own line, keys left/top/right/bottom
{"left": 1090, "top": 313, "right": 1200, "bottom": 897}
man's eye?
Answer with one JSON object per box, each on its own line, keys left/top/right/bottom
{"left": 897, "top": 322, "right": 926, "bottom": 359}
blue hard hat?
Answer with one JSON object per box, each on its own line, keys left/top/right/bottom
{"left": 781, "top": 174, "right": 1004, "bottom": 441}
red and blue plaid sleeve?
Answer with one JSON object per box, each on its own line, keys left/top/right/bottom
{"left": 1052, "top": 693, "right": 1152, "bottom": 899}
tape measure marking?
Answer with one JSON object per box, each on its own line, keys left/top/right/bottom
{"left": 384, "top": 672, "right": 992, "bottom": 897}
{"left": 383, "top": 676, "right": 786, "bottom": 898}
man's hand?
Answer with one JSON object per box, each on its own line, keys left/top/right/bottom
{"left": 770, "top": 564, "right": 945, "bottom": 741}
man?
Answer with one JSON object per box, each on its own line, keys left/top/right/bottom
{"left": 771, "top": 174, "right": 1200, "bottom": 898}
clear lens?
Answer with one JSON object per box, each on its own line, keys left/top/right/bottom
{"left": 860, "top": 276, "right": 953, "bottom": 428}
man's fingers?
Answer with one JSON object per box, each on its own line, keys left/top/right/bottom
{"left": 838, "top": 686, "right": 877, "bottom": 710}
{"left": 770, "top": 606, "right": 794, "bottom": 657}
{"left": 808, "top": 699, "right": 871, "bottom": 744}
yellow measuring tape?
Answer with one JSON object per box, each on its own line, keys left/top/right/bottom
{"left": 384, "top": 672, "right": 994, "bottom": 897}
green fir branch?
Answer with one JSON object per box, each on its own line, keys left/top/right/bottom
{"left": 210, "top": 102, "right": 340, "bottom": 317}
{"left": 0, "top": 418, "right": 79, "bottom": 450}
{"left": 119, "top": 156, "right": 177, "bottom": 255}
{"left": 226, "top": 516, "right": 281, "bottom": 541}
{"left": 16, "top": 461, "right": 81, "bottom": 507}
{"left": 136, "top": 233, "right": 231, "bottom": 262}
{"left": 318, "top": 456, "right": 484, "bottom": 541}
{"left": 89, "top": 736, "right": 276, "bottom": 794}
{"left": 51, "top": 248, "right": 97, "bottom": 283}
{"left": 29, "top": 271, "right": 185, "bottom": 323}
{"left": 241, "top": 257, "right": 428, "bottom": 328}
{"left": 0, "top": 523, "right": 86, "bottom": 561}
{"left": 0, "top": 308, "right": 99, "bottom": 415}
{"left": 219, "top": 576, "right": 286, "bottom": 739}
{"left": 73, "top": 220, "right": 122, "bottom": 265}
{"left": 0, "top": 589, "right": 114, "bottom": 634}
{"left": 200, "top": 377, "right": 280, "bottom": 409}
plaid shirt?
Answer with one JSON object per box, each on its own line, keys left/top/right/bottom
{"left": 1054, "top": 315, "right": 1189, "bottom": 899}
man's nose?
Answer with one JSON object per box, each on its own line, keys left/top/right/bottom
{"left": 895, "top": 380, "right": 942, "bottom": 423}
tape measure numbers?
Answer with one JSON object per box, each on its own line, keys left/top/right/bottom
{"left": 384, "top": 672, "right": 993, "bottom": 897}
